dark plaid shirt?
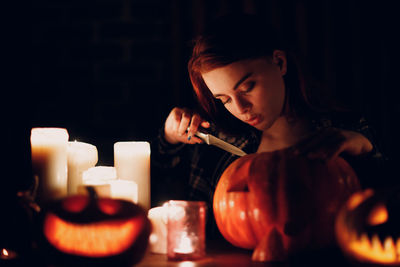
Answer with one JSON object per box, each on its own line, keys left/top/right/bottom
{"left": 150, "top": 111, "right": 387, "bottom": 237}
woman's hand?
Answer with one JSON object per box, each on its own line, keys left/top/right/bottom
{"left": 164, "top": 107, "right": 210, "bottom": 145}
{"left": 294, "top": 128, "right": 373, "bottom": 161}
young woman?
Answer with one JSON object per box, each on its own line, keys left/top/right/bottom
{"left": 151, "top": 14, "right": 386, "bottom": 236}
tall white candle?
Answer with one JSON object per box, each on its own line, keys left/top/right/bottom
{"left": 67, "top": 141, "right": 98, "bottom": 195}
{"left": 114, "top": 141, "right": 150, "bottom": 210}
{"left": 30, "top": 128, "right": 69, "bottom": 204}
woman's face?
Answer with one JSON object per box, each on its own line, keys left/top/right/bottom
{"left": 201, "top": 51, "right": 287, "bottom": 131}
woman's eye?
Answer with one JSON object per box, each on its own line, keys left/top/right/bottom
{"left": 242, "top": 81, "right": 255, "bottom": 93}
{"left": 217, "top": 98, "right": 231, "bottom": 105}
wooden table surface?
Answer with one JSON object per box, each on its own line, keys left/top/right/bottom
{"left": 136, "top": 240, "right": 357, "bottom": 267}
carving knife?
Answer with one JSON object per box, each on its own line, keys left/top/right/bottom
{"left": 194, "top": 131, "right": 247, "bottom": 157}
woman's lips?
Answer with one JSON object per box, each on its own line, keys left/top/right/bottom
{"left": 245, "top": 115, "right": 262, "bottom": 126}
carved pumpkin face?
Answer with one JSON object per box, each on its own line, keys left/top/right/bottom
{"left": 213, "top": 150, "right": 360, "bottom": 262}
{"left": 38, "top": 188, "right": 151, "bottom": 266}
{"left": 335, "top": 187, "right": 400, "bottom": 265}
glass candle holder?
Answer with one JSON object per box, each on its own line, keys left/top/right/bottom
{"left": 167, "top": 200, "right": 206, "bottom": 261}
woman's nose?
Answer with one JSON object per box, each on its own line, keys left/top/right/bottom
{"left": 234, "top": 96, "right": 251, "bottom": 114}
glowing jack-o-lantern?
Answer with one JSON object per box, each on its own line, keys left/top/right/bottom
{"left": 38, "top": 187, "right": 151, "bottom": 266}
{"left": 213, "top": 150, "right": 360, "bottom": 262}
{"left": 335, "top": 187, "right": 400, "bottom": 265}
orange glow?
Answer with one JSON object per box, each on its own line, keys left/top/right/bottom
{"left": 346, "top": 234, "right": 400, "bottom": 264}
{"left": 347, "top": 189, "right": 374, "bottom": 210}
{"left": 336, "top": 218, "right": 400, "bottom": 265}
{"left": 2, "top": 249, "right": 8, "bottom": 257}
{"left": 43, "top": 213, "right": 143, "bottom": 257}
{"left": 367, "top": 204, "right": 388, "bottom": 226}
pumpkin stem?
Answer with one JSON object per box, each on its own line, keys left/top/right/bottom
{"left": 252, "top": 228, "right": 286, "bottom": 262}
{"left": 85, "top": 186, "right": 98, "bottom": 199}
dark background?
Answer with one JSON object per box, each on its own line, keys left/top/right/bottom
{"left": 4, "top": 0, "right": 400, "bottom": 194}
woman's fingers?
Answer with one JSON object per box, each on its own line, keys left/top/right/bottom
{"left": 294, "top": 128, "right": 373, "bottom": 162}
{"left": 178, "top": 110, "right": 192, "bottom": 136}
{"left": 295, "top": 129, "right": 341, "bottom": 155}
{"left": 164, "top": 107, "right": 208, "bottom": 145}
{"left": 187, "top": 114, "right": 203, "bottom": 139}
{"left": 294, "top": 128, "right": 346, "bottom": 161}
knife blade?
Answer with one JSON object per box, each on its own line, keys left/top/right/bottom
{"left": 194, "top": 131, "right": 247, "bottom": 157}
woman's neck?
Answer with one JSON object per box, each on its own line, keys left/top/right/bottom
{"left": 257, "top": 116, "right": 311, "bottom": 153}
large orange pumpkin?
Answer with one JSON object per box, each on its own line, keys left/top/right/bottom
{"left": 213, "top": 149, "right": 360, "bottom": 261}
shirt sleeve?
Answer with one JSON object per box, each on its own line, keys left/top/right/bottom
{"left": 151, "top": 126, "right": 187, "bottom": 169}
{"left": 332, "top": 112, "right": 389, "bottom": 188}
{"left": 150, "top": 126, "right": 192, "bottom": 206}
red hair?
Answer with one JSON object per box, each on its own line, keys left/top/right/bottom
{"left": 188, "top": 14, "right": 314, "bottom": 133}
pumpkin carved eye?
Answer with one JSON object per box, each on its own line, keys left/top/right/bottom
{"left": 62, "top": 196, "right": 88, "bottom": 213}
{"left": 98, "top": 199, "right": 121, "bottom": 215}
{"left": 367, "top": 203, "right": 388, "bottom": 226}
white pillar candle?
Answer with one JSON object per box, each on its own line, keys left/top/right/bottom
{"left": 148, "top": 204, "right": 168, "bottom": 254}
{"left": 108, "top": 180, "right": 138, "bottom": 203}
{"left": 114, "top": 141, "right": 150, "bottom": 210}
{"left": 67, "top": 141, "right": 98, "bottom": 195}
{"left": 30, "top": 128, "right": 69, "bottom": 204}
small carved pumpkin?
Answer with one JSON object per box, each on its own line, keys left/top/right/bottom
{"left": 335, "top": 187, "right": 400, "bottom": 265}
{"left": 37, "top": 187, "right": 151, "bottom": 266}
{"left": 213, "top": 150, "right": 360, "bottom": 261}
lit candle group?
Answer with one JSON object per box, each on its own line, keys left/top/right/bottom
{"left": 30, "top": 127, "right": 150, "bottom": 208}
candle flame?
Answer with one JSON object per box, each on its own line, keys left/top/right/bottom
{"left": 2, "top": 249, "right": 8, "bottom": 257}
{"left": 174, "top": 233, "right": 194, "bottom": 254}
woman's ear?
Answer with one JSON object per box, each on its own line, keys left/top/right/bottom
{"left": 272, "top": 50, "right": 287, "bottom": 76}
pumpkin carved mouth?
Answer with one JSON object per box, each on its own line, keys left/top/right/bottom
{"left": 343, "top": 233, "right": 400, "bottom": 264}
{"left": 44, "top": 213, "right": 144, "bottom": 257}
{"left": 38, "top": 187, "right": 151, "bottom": 266}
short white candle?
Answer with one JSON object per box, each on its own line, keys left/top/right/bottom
{"left": 83, "top": 166, "right": 117, "bottom": 182}
{"left": 148, "top": 204, "right": 168, "bottom": 254}
{"left": 109, "top": 180, "right": 138, "bottom": 203}
{"left": 30, "top": 128, "right": 69, "bottom": 204}
{"left": 114, "top": 142, "right": 151, "bottom": 210}
{"left": 67, "top": 141, "right": 98, "bottom": 195}
{"left": 80, "top": 166, "right": 117, "bottom": 198}
{"left": 81, "top": 166, "right": 138, "bottom": 203}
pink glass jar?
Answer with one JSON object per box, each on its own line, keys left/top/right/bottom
{"left": 167, "top": 200, "right": 206, "bottom": 261}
